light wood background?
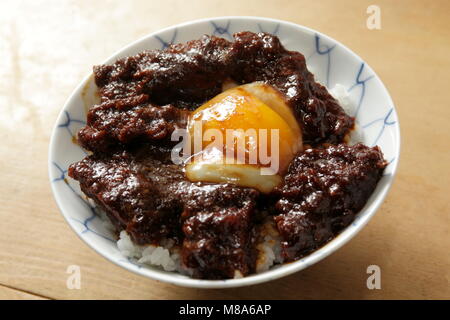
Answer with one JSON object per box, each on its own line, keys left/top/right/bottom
{"left": 0, "top": 0, "right": 448, "bottom": 300}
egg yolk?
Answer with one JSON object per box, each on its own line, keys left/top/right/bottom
{"left": 185, "top": 82, "right": 302, "bottom": 193}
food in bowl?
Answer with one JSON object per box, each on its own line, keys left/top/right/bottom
{"left": 68, "top": 31, "right": 387, "bottom": 279}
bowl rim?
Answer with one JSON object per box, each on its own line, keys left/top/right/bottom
{"left": 48, "top": 15, "right": 401, "bottom": 289}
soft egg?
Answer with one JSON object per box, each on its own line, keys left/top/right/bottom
{"left": 185, "top": 82, "right": 302, "bottom": 193}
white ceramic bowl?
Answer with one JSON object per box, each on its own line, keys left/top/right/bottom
{"left": 49, "top": 16, "right": 400, "bottom": 288}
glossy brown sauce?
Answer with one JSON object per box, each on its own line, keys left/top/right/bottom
{"left": 69, "top": 32, "right": 386, "bottom": 279}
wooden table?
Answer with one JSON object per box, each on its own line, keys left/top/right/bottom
{"left": 0, "top": 0, "right": 448, "bottom": 300}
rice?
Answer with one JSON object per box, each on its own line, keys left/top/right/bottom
{"left": 255, "top": 219, "right": 283, "bottom": 273}
{"left": 330, "top": 83, "right": 353, "bottom": 115}
{"left": 116, "top": 221, "right": 284, "bottom": 278}
{"left": 111, "top": 83, "right": 355, "bottom": 278}
{"left": 330, "top": 83, "right": 364, "bottom": 145}
{"left": 115, "top": 218, "right": 286, "bottom": 277}
{"left": 117, "top": 231, "right": 187, "bottom": 273}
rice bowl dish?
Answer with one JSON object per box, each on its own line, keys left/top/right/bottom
{"left": 49, "top": 17, "right": 400, "bottom": 288}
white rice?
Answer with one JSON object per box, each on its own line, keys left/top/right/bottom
{"left": 330, "top": 83, "right": 353, "bottom": 115}
{"left": 330, "top": 83, "right": 364, "bottom": 145}
{"left": 116, "top": 220, "right": 283, "bottom": 277}
{"left": 111, "top": 83, "right": 355, "bottom": 278}
{"left": 255, "top": 219, "right": 283, "bottom": 273}
{"left": 116, "top": 231, "right": 196, "bottom": 275}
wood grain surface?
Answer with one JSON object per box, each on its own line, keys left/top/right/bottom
{"left": 0, "top": 0, "right": 448, "bottom": 300}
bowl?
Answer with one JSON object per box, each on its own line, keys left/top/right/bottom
{"left": 48, "top": 16, "right": 400, "bottom": 288}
